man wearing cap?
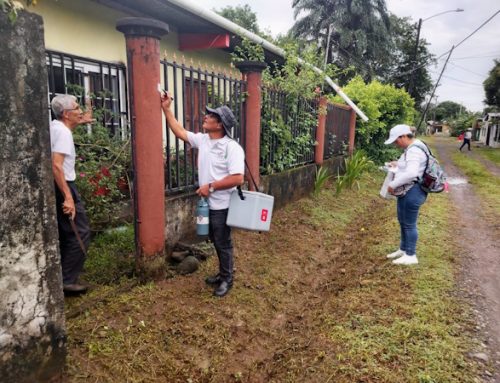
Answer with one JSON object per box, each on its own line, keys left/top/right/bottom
{"left": 161, "top": 92, "right": 245, "bottom": 297}
{"left": 383, "top": 124, "right": 428, "bottom": 266}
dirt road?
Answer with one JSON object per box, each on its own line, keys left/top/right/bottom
{"left": 433, "top": 137, "right": 500, "bottom": 382}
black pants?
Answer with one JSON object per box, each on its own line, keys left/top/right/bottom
{"left": 55, "top": 182, "right": 90, "bottom": 285}
{"left": 208, "top": 209, "right": 233, "bottom": 282}
{"left": 460, "top": 138, "right": 471, "bottom": 151}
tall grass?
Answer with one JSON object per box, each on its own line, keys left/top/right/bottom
{"left": 336, "top": 150, "right": 374, "bottom": 195}
{"left": 313, "top": 165, "right": 332, "bottom": 197}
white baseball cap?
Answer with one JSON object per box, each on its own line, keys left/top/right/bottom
{"left": 384, "top": 124, "right": 412, "bottom": 145}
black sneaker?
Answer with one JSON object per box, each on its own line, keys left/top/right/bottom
{"left": 205, "top": 274, "right": 222, "bottom": 285}
{"left": 63, "top": 283, "right": 88, "bottom": 295}
{"left": 214, "top": 280, "right": 233, "bottom": 297}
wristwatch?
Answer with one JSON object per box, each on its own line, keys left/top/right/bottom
{"left": 208, "top": 183, "right": 215, "bottom": 193}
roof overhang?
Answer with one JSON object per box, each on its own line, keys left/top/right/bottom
{"left": 92, "top": 0, "right": 285, "bottom": 63}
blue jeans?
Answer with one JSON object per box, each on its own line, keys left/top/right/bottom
{"left": 397, "top": 184, "right": 427, "bottom": 256}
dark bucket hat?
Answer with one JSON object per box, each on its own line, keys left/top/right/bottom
{"left": 205, "top": 105, "right": 236, "bottom": 138}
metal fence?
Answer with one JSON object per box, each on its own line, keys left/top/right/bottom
{"left": 261, "top": 87, "right": 318, "bottom": 174}
{"left": 161, "top": 59, "right": 247, "bottom": 193}
{"left": 46, "top": 50, "right": 129, "bottom": 138}
{"left": 324, "top": 103, "right": 352, "bottom": 159}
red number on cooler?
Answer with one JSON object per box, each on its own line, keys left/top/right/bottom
{"left": 261, "top": 209, "right": 268, "bottom": 222}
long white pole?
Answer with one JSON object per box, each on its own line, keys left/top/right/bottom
{"left": 166, "top": 0, "right": 369, "bottom": 122}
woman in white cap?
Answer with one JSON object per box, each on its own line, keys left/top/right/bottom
{"left": 384, "top": 124, "right": 429, "bottom": 265}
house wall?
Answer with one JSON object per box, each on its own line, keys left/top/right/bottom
{"left": 32, "top": 0, "right": 233, "bottom": 69}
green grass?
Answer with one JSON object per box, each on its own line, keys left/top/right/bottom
{"left": 64, "top": 172, "right": 481, "bottom": 382}
{"left": 322, "top": 193, "right": 480, "bottom": 383}
{"left": 451, "top": 151, "right": 500, "bottom": 216}
{"left": 474, "top": 146, "right": 500, "bottom": 166}
{"left": 83, "top": 225, "right": 136, "bottom": 285}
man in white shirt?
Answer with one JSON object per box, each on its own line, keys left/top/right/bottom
{"left": 459, "top": 128, "right": 473, "bottom": 151}
{"left": 161, "top": 92, "right": 244, "bottom": 297}
{"left": 50, "top": 95, "right": 92, "bottom": 294}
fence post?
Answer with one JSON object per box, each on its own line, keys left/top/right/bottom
{"left": 348, "top": 107, "right": 357, "bottom": 155}
{"left": 235, "top": 61, "right": 267, "bottom": 191}
{"left": 315, "top": 96, "right": 328, "bottom": 165}
{"left": 116, "top": 18, "right": 169, "bottom": 277}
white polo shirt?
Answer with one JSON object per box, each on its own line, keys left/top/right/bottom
{"left": 187, "top": 132, "right": 245, "bottom": 210}
{"left": 49, "top": 120, "right": 76, "bottom": 181}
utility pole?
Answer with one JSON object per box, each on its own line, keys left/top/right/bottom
{"left": 408, "top": 18, "right": 422, "bottom": 97}
{"left": 417, "top": 46, "right": 455, "bottom": 131}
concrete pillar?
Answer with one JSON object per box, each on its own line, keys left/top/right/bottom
{"left": 348, "top": 108, "right": 357, "bottom": 155}
{"left": 315, "top": 97, "right": 328, "bottom": 165}
{"left": 0, "top": 11, "right": 65, "bottom": 382}
{"left": 235, "top": 61, "right": 267, "bottom": 191}
{"left": 116, "top": 18, "right": 169, "bottom": 277}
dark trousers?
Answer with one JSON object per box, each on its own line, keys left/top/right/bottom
{"left": 460, "top": 138, "right": 471, "bottom": 151}
{"left": 55, "top": 182, "right": 90, "bottom": 285}
{"left": 208, "top": 209, "right": 233, "bottom": 282}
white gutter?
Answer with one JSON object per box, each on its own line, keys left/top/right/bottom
{"left": 166, "top": 0, "right": 369, "bottom": 122}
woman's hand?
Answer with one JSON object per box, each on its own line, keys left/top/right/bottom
{"left": 388, "top": 186, "right": 395, "bottom": 195}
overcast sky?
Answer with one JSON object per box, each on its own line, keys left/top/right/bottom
{"left": 204, "top": 0, "right": 500, "bottom": 112}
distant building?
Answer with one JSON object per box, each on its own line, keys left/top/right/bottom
{"left": 478, "top": 113, "right": 500, "bottom": 148}
{"left": 426, "top": 121, "right": 451, "bottom": 136}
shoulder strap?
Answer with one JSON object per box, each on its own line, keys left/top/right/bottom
{"left": 226, "top": 139, "right": 259, "bottom": 192}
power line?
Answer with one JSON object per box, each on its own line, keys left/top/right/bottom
{"left": 451, "top": 54, "right": 500, "bottom": 61}
{"left": 441, "top": 74, "right": 484, "bottom": 86}
{"left": 393, "top": 9, "right": 500, "bottom": 79}
{"left": 447, "top": 61, "right": 486, "bottom": 78}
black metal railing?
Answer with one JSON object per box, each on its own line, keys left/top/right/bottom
{"left": 324, "top": 103, "right": 351, "bottom": 159}
{"left": 46, "top": 50, "right": 129, "bottom": 138}
{"left": 260, "top": 87, "right": 318, "bottom": 174}
{"left": 161, "top": 58, "right": 247, "bottom": 193}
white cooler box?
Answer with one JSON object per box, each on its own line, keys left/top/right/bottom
{"left": 226, "top": 189, "right": 274, "bottom": 231}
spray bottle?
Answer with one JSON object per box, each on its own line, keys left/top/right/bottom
{"left": 196, "top": 197, "right": 209, "bottom": 236}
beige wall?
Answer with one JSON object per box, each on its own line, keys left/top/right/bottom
{"left": 31, "top": 0, "right": 234, "bottom": 70}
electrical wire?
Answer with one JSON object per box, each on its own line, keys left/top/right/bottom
{"left": 393, "top": 9, "right": 500, "bottom": 78}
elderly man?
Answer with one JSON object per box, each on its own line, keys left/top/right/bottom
{"left": 161, "top": 92, "right": 245, "bottom": 297}
{"left": 50, "top": 94, "right": 92, "bottom": 294}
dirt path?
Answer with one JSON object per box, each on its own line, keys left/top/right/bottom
{"left": 433, "top": 137, "right": 500, "bottom": 381}
{"left": 468, "top": 144, "right": 500, "bottom": 177}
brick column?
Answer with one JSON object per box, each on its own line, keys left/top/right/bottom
{"left": 315, "top": 96, "right": 327, "bottom": 165}
{"left": 235, "top": 61, "right": 267, "bottom": 191}
{"left": 348, "top": 108, "right": 357, "bottom": 155}
{"left": 116, "top": 18, "right": 169, "bottom": 277}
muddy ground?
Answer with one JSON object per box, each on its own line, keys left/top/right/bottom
{"left": 63, "top": 138, "right": 500, "bottom": 382}
{"left": 433, "top": 137, "right": 500, "bottom": 382}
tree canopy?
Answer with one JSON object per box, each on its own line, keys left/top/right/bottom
{"left": 384, "top": 15, "right": 433, "bottom": 108}
{"left": 291, "top": 0, "right": 392, "bottom": 82}
{"left": 429, "top": 101, "right": 467, "bottom": 122}
{"left": 483, "top": 59, "right": 500, "bottom": 109}
{"left": 215, "top": 4, "right": 261, "bottom": 35}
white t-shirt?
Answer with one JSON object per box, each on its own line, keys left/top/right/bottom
{"left": 389, "top": 139, "right": 428, "bottom": 189}
{"left": 187, "top": 132, "right": 245, "bottom": 210}
{"left": 464, "top": 131, "right": 472, "bottom": 139}
{"left": 49, "top": 120, "right": 76, "bottom": 181}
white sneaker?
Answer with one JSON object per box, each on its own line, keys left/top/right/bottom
{"left": 387, "top": 249, "right": 406, "bottom": 259}
{"left": 392, "top": 254, "right": 418, "bottom": 265}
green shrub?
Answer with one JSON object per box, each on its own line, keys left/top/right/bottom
{"left": 331, "top": 76, "right": 416, "bottom": 164}
{"left": 335, "top": 150, "right": 374, "bottom": 194}
{"left": 73, "top": 124, "right": 132, "bottom": 230}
